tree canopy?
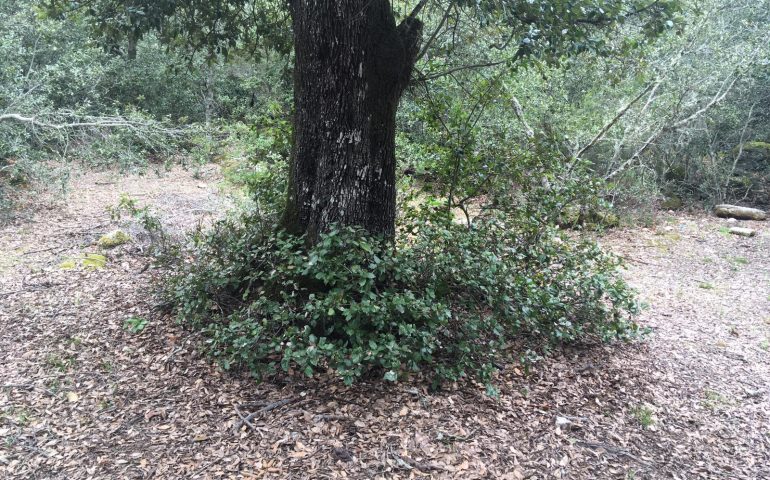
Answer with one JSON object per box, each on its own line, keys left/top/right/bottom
{"left": 52, "top": 0, "right": 681, "bottom": 64}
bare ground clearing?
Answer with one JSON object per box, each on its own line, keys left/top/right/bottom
{"left": 1, "top": 168, "right": 768, "bottom": 479}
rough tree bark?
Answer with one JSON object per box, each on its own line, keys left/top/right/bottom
{"left": 281, "top": 0, "right": 423, "bottom": 242}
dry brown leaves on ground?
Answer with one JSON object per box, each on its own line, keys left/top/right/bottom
{"left": 1, "top": 168, "right": 769, "bottom": 479}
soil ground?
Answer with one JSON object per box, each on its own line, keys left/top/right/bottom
{"left": 1, "top": 166, "right": 768, "bottom": 479}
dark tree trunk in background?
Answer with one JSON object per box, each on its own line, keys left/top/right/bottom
{"left": 127, "top": 31, "right": 138, "bottom": 60}
{"left": 281, "top": 0, "right": 422, "bottom": 242}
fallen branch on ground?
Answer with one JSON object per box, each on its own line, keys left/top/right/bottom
{"left": 0, "top": 112, "right": 186, "bottom": 136}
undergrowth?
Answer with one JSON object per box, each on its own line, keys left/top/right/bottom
{"left": 165, "top": 203, "right": 642, "bottom": 389}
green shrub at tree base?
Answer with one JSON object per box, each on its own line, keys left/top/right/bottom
{"left": 166, "top": 204, "right": 642, "bottom": 389}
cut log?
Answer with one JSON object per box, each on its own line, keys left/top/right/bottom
{"left": 714, "top": 204, "right": 767, "bottom": 221}
{"left": 728, "top": 227, "right": 756, "bottom": 237}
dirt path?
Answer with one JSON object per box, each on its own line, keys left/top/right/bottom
{"left": 1, "top": 172, "right": 768, "bottom": 479}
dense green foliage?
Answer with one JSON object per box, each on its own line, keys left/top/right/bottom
{"left": 168, "top": 163, "right": 640, "bottom": 387}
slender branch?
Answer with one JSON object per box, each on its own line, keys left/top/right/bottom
{"left": 407, "top": 0, "right": 430, "bottom": 19}
{"left": 414, "top": 2, "right": 452, "bottom": 63}
{"left": 604, "top": 127, "right": 662, "bottom": 180}
{"left": 604, "top": 70, "right": 742, "bottom": 181}
{"left": 5, "top": 83, "right": 43, "bottom": 112}
{"left": 668, "top": 74, "right": 738, "bottom": 130}
{"left": 511, "top": 95, "right": 533, "bottom": 138}
{"left": 723, "top": 102, "right": 755, "bottom": 195}
{"left": 489, "top": 30, "right": 517, "bottom": 51}
{"left": 417, "top": 59, "right": 508, "bottom": 81}
{"left": 0, "top": 113, "right": 138, "bottom": 129}
{"left": 638, "top": 81, "right": 661, "bottom": 117}
{"left": 25, "top": 35, "right": 40, "bottom": 83}
{"left": 576, "top": 82, "right": 657, "bottom": 158}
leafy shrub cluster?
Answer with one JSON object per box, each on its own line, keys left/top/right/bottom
{"left": 167, "top": 202, "right": 641, "bottom": 388}
{"left": 214, "top": 102, "right": 291, "bottom": 209}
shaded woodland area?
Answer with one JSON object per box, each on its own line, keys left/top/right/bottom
{"left": 1, "top": 0, "right": 769, "bottom": 478}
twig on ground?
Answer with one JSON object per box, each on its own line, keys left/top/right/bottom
{"left": 189, "top": 461, "right": 213, "bottom": 478}
{"left": 1, "top": 384, "right": 34, "bottom": 390}
{"left": 22, "top": 245, "right": 63, "bottom": 255}
{"left": 577, "top": 440, "right": 652, "bottom": 466}
{"left": 261, "top": 397, "right": 298, "bottom": 413}
{"left": 437, "top": 428, "right": 478, "bottom": 443}
{"left": 619, "top": 255, "right": 661, "bottom": 267}
{"left": 1, "top": 281, "right": 62, "bottom": 296}
{"left": 314, "top": 414, "right": 355, "bottom": 422}
{"left": 233, "top": 405, "right": 262, "bottom": 435}
{"left": 19, "top": 443, "right": 50, "bottom": 457}
{"left": 163, "top": 346, "right": 186, "bottom": 368}
{"left": 234, "top": 397, "right": 299, "bottom": 432}
{"left": 390, "top": 451, "right": 442, "bottom": 472}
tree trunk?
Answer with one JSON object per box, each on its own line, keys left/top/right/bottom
{"left": 127, "top": 31, "right": 138, "bottom": 60}
{"left": 281, "top": 0, "right": 422, "bottom": 243}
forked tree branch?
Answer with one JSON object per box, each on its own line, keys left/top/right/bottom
{"left": 604, "top": 70, "right": 742, "bottom": 181}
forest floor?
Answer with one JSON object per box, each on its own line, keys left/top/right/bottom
{"left": 1, "top": 166, "right": 769, "bottom": 479}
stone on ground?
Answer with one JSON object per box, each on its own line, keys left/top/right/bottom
{"left": 729, "top": 227, "right": 756, "bottom": 237}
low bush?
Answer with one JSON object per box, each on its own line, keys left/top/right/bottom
{"left": 166, "top": 201, "right": 641, "bottom": 389}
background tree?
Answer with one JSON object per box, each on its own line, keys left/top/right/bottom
{"left": 52, "top": 0, "right": 681, "bottom": 242}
